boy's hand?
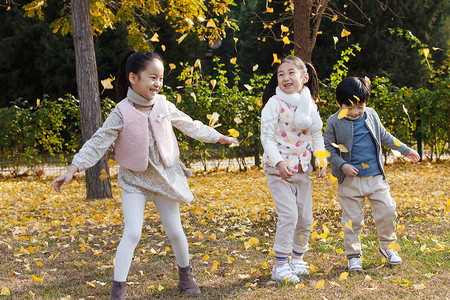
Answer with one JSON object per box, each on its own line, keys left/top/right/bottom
{"left": 219, "top": 135, "right": 239, "bottom": 146}
{"left": 407, "top": 149, "right": 420, "bottom": 162}
{"left": 316, "top": 167, "right": 327, "bottom": 178}
{"left": 342, "top": 163, "right": 359, "bottom": 177}
{"left": 51, "top": 164, "right": 78, "bottom": 193}
{"left": 276, "top": 161, "right": 294, "bottom": 180}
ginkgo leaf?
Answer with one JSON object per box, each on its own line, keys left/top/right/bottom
{"left": 99, "top": 169, "right": 109, "bottom": 181}
{"left": 343, "top": 220, "right": 353, "bottom": 231}
{"left": 158, "top": 284, "right": 164, "bottom": 291}
{"left": 107, "top": 159, "right": 116, "bottom": 167}
{"left": 295, "top": 283, "right": 305, "bottom": 289}
{"left": 150, "top": 33, "right": 159, "bottom": 42}
{"left": 388, "top": 242, "right": 401, "bottom": 252}
{"left": 190, "top": 92, "right": 196, "bottom": 102}
{"left": 272, "top": 53, "right": 281, "bottom": 66}
{"left": 169, "top": 63, "right": 176, "bottom": 71}
{"left": 261, "top": 262, "right": 268, "bottom": 269}
{"left": 339, "top": 272, "right": 349, "bottom": 281}
{"left": 194, "top": 59, "right": 201, "bottom": 69}
{"left": 32, "top": 275, "right": 43, "bottom": 282}
{"left": 177, "top": 33, "right": 188, "bottom": 44}
{"left": 202, "top": 254, "right": 210, "bottom": 261}
{"left": 228, "top": 129, "right": 239, "bottom": 138}
{"left": 338, "top": 108, "right": 348, "bottom": 119}
{"left": 333, "top": 36, "right": 339, "bottom": 47}
{"left": 265, "top": 6, "right": 273, "bottom": 13}
{"left": 394, "top": 139, "right": 401, "bottom": 147}
{"left": 423, "top": 48, "right": 429, "bottom": 58}
{"left": 244, "top": 84, "right": 252, "bottom": 90}
{"left": 211, "top": 260, "right": 219, "bottom": 271}
{"left": 1, "top": 287, "right": 10, "bottom": 296}
{"left": 161, "top": 45, "right": 166, "bottom": 51}
{"left": 234, "top": 117, "right": 242, "bottom": 124}
{"left": 361, "top": 162, "right": 370, "bottom": 170}
{"left": 330, "top": 174, "right": 338, "bottom": 183}
{"left": 252, "top": 64, "right": 259, "bottom": 71}
{"left": 230, "top": 57, "right": 237, "bottom": 65}
{"left": 341, "top": 28, "right": 351, "bottom": 37}
{"left": 101, "top": 78, "right": 114, "bottom": 92}
{"left": 281, "top": 25, "right": 289, "bottom": 32}
{"left": 206, "top": 19, "right": 216, "bottom": 28}
{"left": 413, "top": 283, "right": 425, "bottom": 290}
{"left": 331, "top": 142, "right": 349, "bottom": 153}
{"left": 282, "top": 36, "right": 290, "bottom": 45}
{"left": 315, "top": 280, "right": 324, "bottom": 289}
{"left": 315, "top": 149, "right": 330, "bottom": 168}
{"left": 397, "top": 224, "right": 405, "bottom": 234}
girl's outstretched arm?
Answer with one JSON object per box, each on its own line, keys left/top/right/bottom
{"left": 51, "top": 164, "right": 79, "bottom": 193}
{"left": 218, "top": 135, "right": 239, "bottom": 145}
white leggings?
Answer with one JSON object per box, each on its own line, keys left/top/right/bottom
{"left": 113, "top": 191, "right": 190, "bottom": 282}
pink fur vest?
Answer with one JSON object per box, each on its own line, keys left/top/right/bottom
{"left": 114, "top": 97, "right": 179, "bottom": 171}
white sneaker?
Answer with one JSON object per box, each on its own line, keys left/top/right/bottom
{"left": 379, "top": 248, "right": 402, "bottom": 265}
{"left": 289, "top": 258, "right": 309, "bottom": 276}
{"left": 271, "top": 263, "right": 300, "bottom": 283}
{"left": 347, "top": 257, "right": 363, "bottom": 271}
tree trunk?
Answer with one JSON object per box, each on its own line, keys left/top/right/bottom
{"left": 71, "top": 0, "right": 112, "bottom": 200}
{"left": 293, "top": 0, "right": 313, "bottom": 62}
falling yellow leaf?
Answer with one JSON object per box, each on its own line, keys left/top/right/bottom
{"left": 161, "top": 45, "right": 166, "bottom": 51}
{"left": 315, "top": 280, "right": 325, "bottom": 289}
{"left": 99, "top": 169, "right": 109, "bottom": 181}
{"left": 36, "top": 98, "right": 40, "bottom": 107}
{"left": 339, "top": 272, "right": 349, "bottom": 281}
{"left": 272, "top": 53, "right": 281, "bottom": 66}
{"left": 234, "top": 117, "right": 242, "bottom": 124}
{"left": 388, "top": 242, "right": 401, "bottom": 252}
{"left": 194, "top": 59, "right": 201, "bottom": 69}
{"left": 252, "top": 64, "right": 259, "bottom": 71}
{"left": 169, "top": 63, "right": 176, "bottom": 71}
{"left": 338, "top": 108, "right": 348, "bottom": 119}
{"left": 206, "top": 19, "right": 216, "bottom": 28}
{"left": 341, "top": 28, "right": 351, "bottom": 38}
{"left": 315, "top": 149, "right": 330, "bottom": 168}
{"left": 361, "top": 162, "right": 370, "bottom": 170}
{"left": 394, "top": 139, "right": 401, "bottom": 147}
{"left": 228, "top": 129, "right": 240, "bottom": 138}
{"left": 150, "top": 33, "right": 159, "bottom": 42}
{"left": 207, "top": 112, "right": 221, "bottom": 128}
{"left": 282, "top": 36, "right": 290, "bottom": 45}
{"left": 210, "top": 79, "right": 217, "bottom": 89}
{"left": 265, "top": 6, "right": 273, "bottom": 13}
{"left": 333, "top": 36, "right": 339, "bottom": 47}
{"left": 177, "top": 33, "right": 188, "bottom": 44}
{"left": 101, "top": 78, "right": 114, "bottom": 93}
{"left": 230, "top": 57, "right": 237, "bottom": 65}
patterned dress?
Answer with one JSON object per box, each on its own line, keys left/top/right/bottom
{"left": 72, "top": 96, "right": 221, "bottom": 203}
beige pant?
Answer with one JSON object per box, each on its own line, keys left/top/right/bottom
{"left": 265, "top": 165, "right": 313, "bottom": 254}
{"left": 338, "top": 175, "right": 397, "bottom": 256}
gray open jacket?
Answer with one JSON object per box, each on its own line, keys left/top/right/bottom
{"left": 323, "top": 107, "right": 412, "bottom": 184}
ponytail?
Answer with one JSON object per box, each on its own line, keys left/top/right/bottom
{"left": 115, "top": 49, "right": 163, "bottom": 102}
{"left": 304, "top": 62, "right": 323, "bottom": 105}
{"left": 116, "top": 49, "right": 136, "bottom": 102}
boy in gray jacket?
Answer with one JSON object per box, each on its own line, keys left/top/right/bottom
{"left": 324, "top": 77, "right": 420, "bottom": 271}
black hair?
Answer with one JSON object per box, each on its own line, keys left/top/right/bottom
{"left": 116, "top": 50, "right": 163, "bottom": 102}
{"left": 335, "top": 77, "right": 371, "bottom": 106}
{"left": 261, "top": 56, "right": 321, "bottom": 110}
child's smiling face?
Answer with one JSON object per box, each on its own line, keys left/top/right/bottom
{"left": 277, "top": 61, "right": 309, "bottom": 94}
{"left": 338, "top": 102, "right": 366, "bottom": 120}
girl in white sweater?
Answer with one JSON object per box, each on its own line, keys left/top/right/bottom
{"left": 260, "top": 56, "right": 326, "bottom": 283}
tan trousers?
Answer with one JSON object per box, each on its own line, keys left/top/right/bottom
{"left": 337, "top": 175, "right": 397, "bottom": 256}
{"left": 265, "top": 165, "right": 313, "bottom": 254}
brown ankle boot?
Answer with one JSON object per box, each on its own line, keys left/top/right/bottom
{"left": 177, "top": 264, "right": 201, "bottom": 294}
{"left": 110, "top": 280, "right": 127, "bottom": 300}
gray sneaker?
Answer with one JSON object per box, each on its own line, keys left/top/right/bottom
{"left": 379, "top": 248, "right": 402, "bottom": 265}
{"left": 347, "top": 257, "right": 363, "bottom": 271}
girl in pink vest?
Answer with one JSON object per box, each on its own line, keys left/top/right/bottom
{"left": 51, "top": 50, "right": 238, "bottom": 299}
{"left": 260, "top": 56, "right": 327, "bottom": 283}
